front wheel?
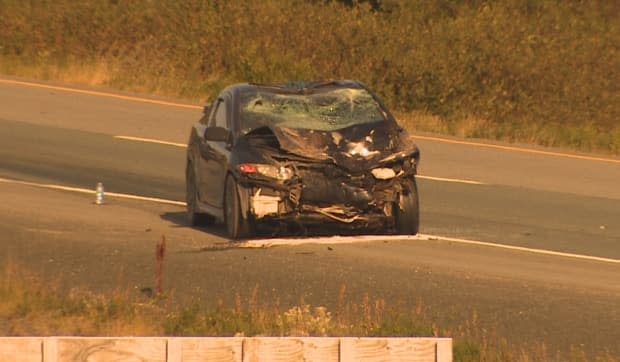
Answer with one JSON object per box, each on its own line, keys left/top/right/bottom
{"left": 224, "top": 175, "right": 253, "bottom": 240}
{"left": 395, "top": 179, "right": 420, "bottom": 235}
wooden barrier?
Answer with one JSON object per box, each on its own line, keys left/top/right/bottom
{"left": 0, "top": 337, "right": 452, "bottom": 362}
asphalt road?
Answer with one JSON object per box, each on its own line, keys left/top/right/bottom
{"left": 1, "top": 78, "right": 619, "bottom": 358}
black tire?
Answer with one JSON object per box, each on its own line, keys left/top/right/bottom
{"left": 186, "top": 163, "right": 214, "bottom": 226}
{"left": 395, "top": 178, "right": 420, "bottom": 235}
{"left": 224, "top": 175, "right": 253, "bottom": 239}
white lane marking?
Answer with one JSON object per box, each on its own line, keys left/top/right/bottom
{"left": 103, "top": 191, "right": 185, "bottom": 206}
{"left": 114, "top": 136, "right": 484, "bottom": 185}
{"left": 417, "top": 175, "right": 484, "bottom": 185}
{"left": 0, "top": 177, "right": 186, "bottom": 206}
{"left": 0, "top": 78, "right": 203, "bottom": 110}
{"left": 241, "top": 234, "right": 620, "bottom": 265}
{"left": 115, "top": 135, "right": 187, "bottom": 148}
{"left": 413, "top": 134, "right": 620, "bottom": 165}
{"left": 242, "top": 235, "right": 415, "bottom": 247}
{"left": 417, "top": 234, "right": 620, "bottom": 265}
{"left": 1, "top": 176, "right": 618, "bottom": 264}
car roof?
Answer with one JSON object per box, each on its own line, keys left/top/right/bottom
{"left": 221, "top": 80, "right": 365, "bottom": 95}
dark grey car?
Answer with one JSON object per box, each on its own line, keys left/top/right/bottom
{"left": 186, "top": 80, "right": 420, "bottom": 239}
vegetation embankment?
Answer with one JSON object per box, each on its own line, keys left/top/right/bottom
{"left": 2, "top": 264, "right": 615, "bottom": 362}
{"left": 0, "top": 1, "right": 618, "bottom": 153}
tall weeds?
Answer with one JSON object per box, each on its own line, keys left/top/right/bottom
{"left": 0, "top": 0, "right": 618, "bottom": 153}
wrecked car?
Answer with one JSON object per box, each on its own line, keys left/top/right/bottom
{"left": 186, "top": 80, "right": 420, "bottom": 239}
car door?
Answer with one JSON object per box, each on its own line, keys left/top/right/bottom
{"left": 197, "top": 94, "right": 232, "bottom": 209}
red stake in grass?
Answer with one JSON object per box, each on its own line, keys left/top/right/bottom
{"left": 156, "top": 235, "right": 167, "bottom": 295}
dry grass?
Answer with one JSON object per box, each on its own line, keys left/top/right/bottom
{"left": 0, "top": 0, "right": 618, "bottom": 154}
{"left": 1, "top": 264, "right": 617, "bottom": 361}
{"left": 0, "top": 263, "right": 162, "bottom": 336}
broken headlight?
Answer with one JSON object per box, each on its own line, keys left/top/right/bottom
{"left": 239, "top": 163, "right": 293, "bottom": 180}
{"left": 371, "top": 167, "right": 397, "bottom": 180}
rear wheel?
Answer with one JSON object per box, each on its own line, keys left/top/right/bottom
{"left": 395, "top": 178, "right": 420, "bottom": 235}
{"left": 224, "top": 175, "right": 253, "bottom": 239}
{"left": 186, "top": 163, "right": 214, "bottom": 226}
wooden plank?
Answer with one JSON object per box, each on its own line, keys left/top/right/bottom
{"left": 0, "top": 338, "right": 42, "bottom": 362}
{"left": 167, "top": 338, "right": 183, "bottom": 362}
{"left": 294, "top": 338, "right": 339, "bottom": 362}
{"left": 54, "top": 337, "right": 166, "bottom": 362}
{"left": 435, "top": 339, "right": 453, "bottom": 362}
{"left": 243, "top": 337, "right": 339, "bottom": 362}
{"left": 175, "top": 338, "right": 242, "bottom": 362}
{"left": 0, "top": 336, "right": 450, "bottom": 362}
{"left": 340, "top": 338, "right": 437, "bottom": 362}
{"left": 44, "top": 338, "right": 57, "bottom": 362}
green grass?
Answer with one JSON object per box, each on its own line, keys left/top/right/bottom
{"left": 1, "top": 264, "right": 616, "bottom": 361}
{"left": 0, "top": 0, "right": 618, "bottom": 154}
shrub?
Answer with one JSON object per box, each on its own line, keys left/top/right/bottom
{"left": 0, "top": 0, "right": 618, "bottom": 153}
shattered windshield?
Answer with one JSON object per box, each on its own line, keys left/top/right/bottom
{"left": 238, "top": 87, "right": 387, "bottom": 134}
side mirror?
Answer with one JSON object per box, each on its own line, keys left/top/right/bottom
{"left": 204, "top": 126, "right": 231, "bottom": 143}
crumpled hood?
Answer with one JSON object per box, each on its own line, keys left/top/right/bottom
{"left": 246, "top": 121, "right": 419, "bottom": 173}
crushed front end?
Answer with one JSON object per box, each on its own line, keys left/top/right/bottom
{"left": 232, "top": 127, "right": 420, "bottom": 233}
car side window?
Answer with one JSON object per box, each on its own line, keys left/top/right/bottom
{"left": 199, "top": 114, "right": 209, "bottom": 126}
{"left": 211, "top": 97, "right": 228, "bottom": 129}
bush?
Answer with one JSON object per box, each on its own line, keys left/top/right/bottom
{"left": 0, "top": 0, "right": 618, "bottom": 153}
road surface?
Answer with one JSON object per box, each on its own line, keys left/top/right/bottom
{"left": 1, "top": 78, "right": 618, "bottom": 358}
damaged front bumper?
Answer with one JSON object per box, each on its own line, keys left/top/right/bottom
{"left": 235, "top": 158, "right": 417, "bottom": 231}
